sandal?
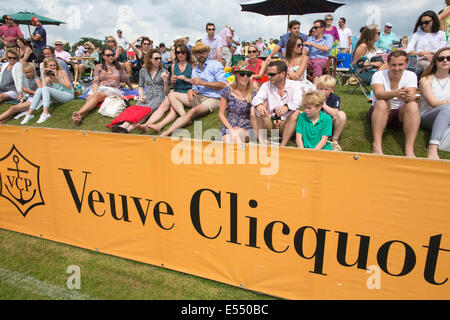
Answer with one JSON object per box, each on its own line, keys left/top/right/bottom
{"left": 331, "top": 140, "right": 343, "bottom": 151}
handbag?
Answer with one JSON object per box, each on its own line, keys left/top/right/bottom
{"left": 438, "top": 127, "right": 450, "bottom": 152}
{"left": 98, "top": 95, "right": 126, "bottom": 118}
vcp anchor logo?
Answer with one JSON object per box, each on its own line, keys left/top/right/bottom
{"left": 0, "top": 145, "right": 45, "bottom": 217}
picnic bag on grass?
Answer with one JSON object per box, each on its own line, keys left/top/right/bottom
{"left": 98, "top": 95, "right": 126, "bottom": 118}
{"left": 438, "top": 127, "right": 450, "bottom": 152}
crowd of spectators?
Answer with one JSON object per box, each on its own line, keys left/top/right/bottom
{"left": 0, "top": 2, "right": 449, "bottom": 159}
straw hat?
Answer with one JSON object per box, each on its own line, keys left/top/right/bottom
{"left": 191, "top": 41, "right": 210, "bottom": 54}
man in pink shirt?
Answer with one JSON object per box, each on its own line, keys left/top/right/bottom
{"left": 218, "top": 24, "right": 233, "bottom": 67}
{"left": 0, "top": 15, "right": 24, "bottom": 46}
{"left": 54, "top": 39, "right": 72, "bottom": 63}
{"left": 251, "top": 60, "right": 315, "bottom": 146}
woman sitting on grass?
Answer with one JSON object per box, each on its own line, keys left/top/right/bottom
{"left": 0, "top": 62, "right": 41, "bottom": 123}
{"left": 72, "top": 48, "right": 134, "bottom": 126}
{"left": 17, "top": 38, "right": 35, "bottom": 64}
{"left": 419, "top": 47, "right": 450, "bottom": 159}
{"left": 284, "top": 35, "right": 309, "bottom": 81}
{"left": 109, "top": 49, "right": 169, "bottom": 133}
{"left": 0, "top": 48, "right": 23, "bottom": 105}
{"left": 218, "top": 62, "right": 255, "bottom": 143}
{"left": 137, "top": 43, "right": 194, "bottom": 133}
{"left": 21, "top": 58, "right": 74, "bottom": 124}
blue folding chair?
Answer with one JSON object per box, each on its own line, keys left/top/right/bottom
{"left": 335, "top": 53, "right": 352, "bottom": 86}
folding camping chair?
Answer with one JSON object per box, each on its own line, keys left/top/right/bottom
{"left": 346, "top": 56, "right": 375, "bottom": 99}
{"left": 335, "top": 53, "right": 352, "bottom": 86}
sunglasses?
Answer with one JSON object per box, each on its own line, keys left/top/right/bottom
{"left": 104, "top": 53, "right": 114, "bottom": 57}
{"left": 238, "top": 72, "right": 251, "bottom": 77}
{"left": 312, "top": 26, "right": 322, "bottom": 30}
{"left": 325, "top": 18, "right": 333, "bottom": 21}
{"left": 207, "top": 28, "right": 215, "bottom": 31}
{"left": 268, "top": 71, "right": 281, "bottom": 77}
{"left": 176, "top": 51, "right": 186, "bottom": 55}
{"left": 248, "top": 50, "right": 257, "bottom": 54}
{"left": 7, "top": 56, "right": 17, "bottom": 60}
{"left": 420, "top": 20, "right": 432, "bottom": 26}
{"left": 296, "top": 43, "right": 304, "bottom": 48}
{"left": 107, "top": 40, "right": 115, "bottom": 43}
{"left": 153, "top": 57, "right": 162, "bottom": 61}
{"left": 142, "top": 43, "right": 150, "bottom": 45}
{"left": 437, "top": 56, "right": 450, "bottom": 62}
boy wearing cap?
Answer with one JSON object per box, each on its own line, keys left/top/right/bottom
{"left": 377, "top": 23, "right": 399, "bottom": 51}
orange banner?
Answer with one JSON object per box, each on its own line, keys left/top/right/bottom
{"left": 0, "top": 125, "right": 449, "bottom": 299}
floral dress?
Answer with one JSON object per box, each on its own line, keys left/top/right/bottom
{"left": 137, "top": 67, "right": 166, "bottom": 110}
{"left": 220, "top": 86, "right": 253, "bottom": 136}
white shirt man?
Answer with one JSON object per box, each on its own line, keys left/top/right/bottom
{"left": 337, "top": 17, "right": 353, "bottom": 53}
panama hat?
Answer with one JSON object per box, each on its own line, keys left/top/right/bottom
{"left": 191, "top": 41, "right": 211, "bottom": 54}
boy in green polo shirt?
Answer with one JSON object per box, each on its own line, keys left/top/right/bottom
{"left": 295, "top": 91, "right": 333, "bottom": 150}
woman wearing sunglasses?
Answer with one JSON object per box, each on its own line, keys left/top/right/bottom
{"left": 406, "top": 11, "right": 446, "bottom": 70}
{"left": 419, "top": 47, "right": 450, "bottom": 159}
{"left": 72, "top": 48, "right": 133, "bottom": 126}
{"left": 284, "top": 35, "right": 309, "bottom": 81}
{"left": 219, "top": 62, "right": 255, "bottom": 143}
{"left": 109, "top": 49, "right": 169, "bottom": 133}
{"left": 129, "top": 36, "right": 152, "bottom": 82}
{"left": 137, "top": 43, "right": 194, "bottom": 133}
{"left": 246, "top": 44, "right": 270, "bottom": 90}
{"left": 0, "top": 48, "right": 23, "bottom": 105}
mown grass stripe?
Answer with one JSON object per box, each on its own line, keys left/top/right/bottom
{"left": 0, "top": 267, "right": 97, "bottom": 300}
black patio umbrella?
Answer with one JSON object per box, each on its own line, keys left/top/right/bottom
{"left": 241, "top": 0, "right": 345, "bottom": 30}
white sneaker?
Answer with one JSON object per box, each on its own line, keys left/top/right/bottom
{"left": 20, "top": 114, "right": 34, "bottom": 125}
{"left": 36, "top": 113, "right": 51, "bottom": 124}
{"left": 13, "top": 111, "right": 28, "bottom": 120}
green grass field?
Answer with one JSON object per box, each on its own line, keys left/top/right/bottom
{"left": 0, "top": 84, "right": 449, "bottom": 300}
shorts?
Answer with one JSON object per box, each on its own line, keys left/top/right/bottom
{"left": 308, "top": 57, "right": 329, "bottom": 78}
{"left": 367, "top": 105, "right": 402, "bottom": 129}
{"left": 0, "top": 90, "right": 18, "bottom": 100}
{"left": 191, "top": 95, "right": 220, "bottom": 113}
{"left": 88, "top": 86, "right": 123, "bottom": 97}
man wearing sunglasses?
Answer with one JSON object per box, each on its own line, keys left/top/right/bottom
{"left": 251, "top": 60, "right": 310, "bottom": 146}
{"left": 159, "top": 42, "right": 227, "bottom": 137}
{"left": 0, "top": 15, "right": 24, "bottom": 46}
{"left": 304, "top": 19, "right": 334, "bottom": 86}
{"left": 202, "top": 22, "right": 221, "bottom": 62}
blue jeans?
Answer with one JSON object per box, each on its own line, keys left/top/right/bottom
{"left": 421, "top": 104, "right": 450, "bottom": 145}
{"left": 30, "top": 86, "right": 74, "bottom": 110}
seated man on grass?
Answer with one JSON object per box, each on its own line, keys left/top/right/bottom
{"left": 368, "top": 50, "right": 420, "bottom": 157}
{"left": 159, "top": 41, "right": 227, "bottom": 137}
{"left": 250, "top": 60, "right": 312, "bottom": 146}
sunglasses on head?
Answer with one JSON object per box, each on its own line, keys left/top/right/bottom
{"left": 421, "top": 20, "right": 432, "bottom": 26}
{"left": 437, "top": 56, "right": 450, "bottom": 62}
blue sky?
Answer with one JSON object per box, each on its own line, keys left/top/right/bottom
{"left": 3, "top": 0, "right": 445, "bottom": 46}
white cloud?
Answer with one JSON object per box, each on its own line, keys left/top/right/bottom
{"left": 2, "top": 0, "right": 445, "bottom": 46}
